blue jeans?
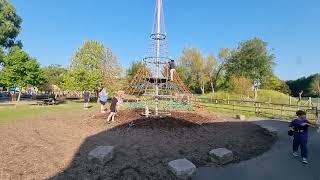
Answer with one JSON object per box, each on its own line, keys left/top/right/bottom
{"left": 293, "top": 138, "right": 308, "bottom": 158}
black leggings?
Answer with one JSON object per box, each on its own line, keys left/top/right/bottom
{"left": 293, "top": 138, "right": 308, "bottom": 158}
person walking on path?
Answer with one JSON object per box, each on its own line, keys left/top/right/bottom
{"left": 99, "top": 88, "right": 108, "bottom": 113}
{"left": 168, "top": 60, "right": 176, "bottom": 81}
{"left": 106, "top": 91, "right": 124, "bottom": 122}
{"left": 83, "top": 90, "right": 90, "bottom": 109}
{"left": 289, "top": 110, "right": 317, "bottom": 164}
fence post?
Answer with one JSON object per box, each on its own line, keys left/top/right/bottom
{"left": 289, "top": 96, "right": 292, "bottom": 106}
{"left": 316, "top": 106, "right": 319, "bottom": 121}
{"left": 233, "top": 102, "right": 235, "bottom": 113}
{"left": 272, "top": 106, "right": 275, "bottom": 116}
{"left": 281, "top": 105, "right": 284, "bottom": 118}
{"left": 227, "top": 95, "right": 230, "bottom": 105}
{"left": 269, "top": 97, "right": 272, "bottom": 107}
{"left": 309, "top": 97, "right": 312, "bottom": 108}
{"left": 254, "top": 103, "right": 257, "bottom": 114}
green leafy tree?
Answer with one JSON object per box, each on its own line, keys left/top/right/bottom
{"left": 40, "top": 64, "right": 67, "bottom": 92}
{"left": 226, "top": 38, "right": 275, "bottom": 85}
{"left": 211, "top": 48, "right": 230, "bottom": 90}
{"left": 0, "top": 46, "right": 46, "bottom": 101}
{"left": 287, "top": 74, "right": 320, "bottom": 97}
{"left": 0, "top": 48, "right": 4, "bottom": 65}
{"left": 204, "top": 55, "right": 216, "bottom": 94}
{"left": 126, "top": 61, "right": 142, "bottom": 82}
{"left": 179, "top": 48, "right": 208, "bottom": 94}
{"left": 0, "top": 0, "right": 22, "bottom": 48}
{"left": 43, "top": 64, "right": 67, "bottom": 86}
{"left": 63, "top": 40, "right": 123, "bottom": 92}
{"left": 263, "top": 74, "right": 290, "bottom": 94}
{"left": 63, "top": 41, "right": 104, "bottom": 91}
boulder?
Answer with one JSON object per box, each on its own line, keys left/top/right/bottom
{"left": 168, "top": 159, "right": 196, "bottom": 180}
{"left": 88, "top": 146, "right": 114, "bottom": 164}
{"left": 209, "top": 148, "right": 233, "bottom": 165}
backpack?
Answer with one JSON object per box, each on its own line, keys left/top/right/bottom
{"left": 288, "top": 130, "right": 294, "bottom": 136}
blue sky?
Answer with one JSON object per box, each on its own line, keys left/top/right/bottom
{"left": 11, "top": 0, "right": 320, "bottom": 80}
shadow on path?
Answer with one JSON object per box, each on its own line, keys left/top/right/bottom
{"left": 194, "top": 120, "right": 320, "bottom": 180}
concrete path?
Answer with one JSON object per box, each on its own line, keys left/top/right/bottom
{"left": 194, "top": 120, "right": 320, "bottom": 180}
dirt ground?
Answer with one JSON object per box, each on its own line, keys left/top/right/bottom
{"left": 0, "top": 109, "right": 276, "bottom": 180}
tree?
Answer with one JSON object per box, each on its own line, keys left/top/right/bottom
{"left": 210, "top": 48, "right": 230, "bottom": 91}
{"left": 179, "top": 48, "right": 208, "bottom": 94}
{"left": 0, "top": 46, "right": 46, "bottom": 101}
{"left": 312, "top": 76, "right": 320, "bottom": 97}
{"left": 0, "top": 48, "right": 4, "bottom": 65}
{"left": 230, "top": 76, "right": 252, "bottom": 96}
{"left": 287, "top": 73, "right": 320, "bottom": 97}
{"left": 42, "top": 64, "right": 67, "bottom": 86}
{"left": 204, "top": 55, "right": 216, "bottom": 93}
{"left": 40, "top": 64, "right": 67, "bottom": 92}
{"left": 63, "top": 40, "right": 123, "bottom": 92}
{"left": 0, "top": 0, "right": 22, "bottom": 48}
{"left": 262, "top": 74, "right": 290, "bottom": 94}
{"left": 226, "top": 38, "right": 275, "bottom": 85}
{"left": 126, "top": 61, "right": 142, "bottom": 82}
{"left": 101, "top": 47, "right": 123, "bottom": 92}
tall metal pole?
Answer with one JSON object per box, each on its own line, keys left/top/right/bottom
{"left": 155, "top": 0, "right": 161, "bottom": 96}
{"left": 155, "top": 0, "right": 162, "bottom": 116}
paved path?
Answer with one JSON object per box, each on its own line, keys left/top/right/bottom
{"left": 194, "top": 120, "right": 320, "bottom": 180}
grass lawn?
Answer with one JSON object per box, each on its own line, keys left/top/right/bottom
{"left": 0, "top": 101, "right": 100, "bottom": 123}
{"left": 201, "top": 102, "right": 318, "bottom": 122}
{"left": 200, "top": 89, "right": 304, "bottom": 105}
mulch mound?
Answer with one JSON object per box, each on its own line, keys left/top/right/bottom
{"left": 53, "top": 110, "right": 277, "bottom": 180}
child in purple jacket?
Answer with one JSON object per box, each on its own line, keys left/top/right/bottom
{"left": 289, "top": 110, "right": 316, "bottom": 164}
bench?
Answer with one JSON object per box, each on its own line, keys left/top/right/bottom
{"left": 36, "top": 98, "right": 59, "bottom": 106}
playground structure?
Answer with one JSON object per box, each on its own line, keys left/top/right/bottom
{"left": 125, "top": 0, "right": 192, "bottom": 116}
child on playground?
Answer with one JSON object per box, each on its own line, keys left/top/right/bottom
{"left": 289, "top": 110, "right": 316, "bottom": 164}
{"left": 99, "top": 88, "right": 108, "bottom": 113}
{"left": 168, "top": 60, "right": 176, "bottom": 81}
{"left": 83, "top": 90, "right": 90, "bottom": 109}
{"left": 106, "top": 91, "right": 124, "bottom": 122}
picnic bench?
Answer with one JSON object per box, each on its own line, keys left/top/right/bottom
{"left": 36, "top": 97, "right": 59, "bottom": 106}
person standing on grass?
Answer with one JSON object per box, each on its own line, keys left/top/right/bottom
{"left": 83, "top": 90, "right": 90, "bottom": 109}
{"left": 289, "top": 110, "right": 316, "bottom": 164}
{"left": 106, "top": 91, "right": 124, "bottom": 122}
{"left": 99, "top": 88, "right": 108, "bottom": 113}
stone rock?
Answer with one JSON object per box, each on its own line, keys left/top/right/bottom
{"left": 262, "top": 126, "right": 278, "bottom": 137}
{"left": 88, "top": 146, "right": 114, "bottom": 164}
{"left": 236, "top": 114, "right": 246, "bottom": 121}
{"left": 168, "top": 159, "right": 196, "bottom": 180}
{"left": 209, "top": 148, "right": 233, "bottom": 165}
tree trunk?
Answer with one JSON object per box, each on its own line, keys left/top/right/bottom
{"left": 254, "top": 88, "right": 258, "bottom": 101}
{"left": 210, "top": 82, "right": 215, "bottom": 94}
{"left": 96, "top": 89, "right": 100, "bottom": 103}
{"left": 201, "top": 83, "right": 205, "bottom": 95}
{"left": 16, "top": 90, "right": 22, "bottom": 105}
{"left": 212, "top": 67, "right": 223, "bottom": 91}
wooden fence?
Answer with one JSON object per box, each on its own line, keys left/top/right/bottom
{"left": 196, "top": 97, "right": 319, "bottom": 121}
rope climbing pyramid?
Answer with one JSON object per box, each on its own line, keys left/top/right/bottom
{"left": 124, "top": 0, "right": 192, "bottom": 116}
